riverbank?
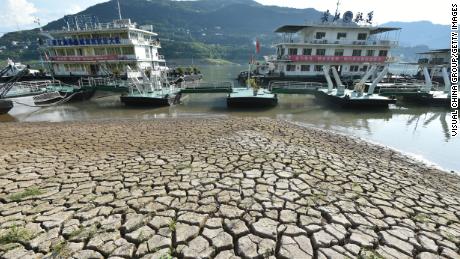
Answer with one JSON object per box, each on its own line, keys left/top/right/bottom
{"left": 0, "top": 117, "right": 459, "bottom": 258}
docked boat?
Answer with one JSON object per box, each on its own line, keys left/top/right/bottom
{"left": 0, "top": 59, "right": 45, "bottom": 83}
{"left": 120, "top": 91, "right": 181, "bottom": 107}
{"left": 377, "top": 51, "right": 453, "bottom": 108}
{"left": 120, "top": 68, "right": 181, "bottom": 107}
{"left": 227, "top": 79, "right": 277, "bottom": 107}
{"left": 246, "top": 8, "right": 400, "bottom": 86}
{"left": 32, "top": 84, "right": 96, "bottom": 106}
{"left": 315, "top": 89, "right": 396, "bottom": 108}
{"left": 315, "top": 65, "right": 396, "bottom": 109}
{"left": 35, "top": 9, "right": 169, "bottom": 104}
{"left": 415, "top": 49, "right": 450, "bottom": 84}
{"left": 405, "top": 49, "right": 452, "bottom": 107}
{"left": 40, "top": 16, "right": 169, "bottom": 83}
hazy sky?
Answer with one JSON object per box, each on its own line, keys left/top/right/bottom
{"left": 0, "top": 0, "right": 452, "bottom": 34}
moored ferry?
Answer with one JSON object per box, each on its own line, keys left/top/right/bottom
{"left": 245, "top": 9, "right": 400, "bottom": 86}
{"left": 40, "top": 16, "right": 168, "bottom": 83}
{"left": 415, "top": 48, "right": 450, "bottom": 83}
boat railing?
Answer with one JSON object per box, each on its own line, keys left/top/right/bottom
{"left": 1, "top": 80, "right": 57, "bottom": 96}
{"left": 376, "top": 81, "right": 443, "bottom": 93}
{"left": 274, "top": 39, "right": 398, "bottom": 47}
{"left": 268, "top": 81, "right": 326, "bottom": 90}
{"left": 6, "top": 80, "right": 55, "bottom": 90}
{"left": 78, "top": 77, "right": 129, "bottom": 89}
{"left": 377, "top": 83, "right": 424, "bottom": 93}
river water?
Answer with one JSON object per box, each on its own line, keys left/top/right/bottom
{"left": 1, "top": 64, "right": 458, "bottom": 172}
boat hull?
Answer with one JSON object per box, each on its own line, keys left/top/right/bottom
{"left": 0, "top": 100, "right": 13, "bottom": 114}
{"left": 227, "top": 96, "right": 278, "bottom": 108}
{"left": 315, "top": 91, "right": 396, "bottom": 109}
{"left": 69, "top": 89, "right": 96, "bottom": 102}
{"left": 33, "top": 89, "right": 95, "bottom": 106}
{"left": 402, "top": 93, "right": 451, "bottom": 107}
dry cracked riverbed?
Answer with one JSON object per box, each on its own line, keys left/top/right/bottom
{"left": 0, "top": 117, "right": 460, "bottom": 259}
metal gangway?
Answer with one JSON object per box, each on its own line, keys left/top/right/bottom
{"left": 268, "top": 81, "right": 326, "bottom": 94}
{"left": 78, "top": 77, "right": 130, "bottom": 92}
{"left": 0, "top": 69, "right": 33, "bottom": 99}
{"left": 376, "top": 81, "right": 442, "bottom": 96}
{"left": 179, "top": 81, "right": 233, "bottom": 93}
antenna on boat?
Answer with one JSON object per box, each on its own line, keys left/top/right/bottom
{"left": 333, "top": 0, "right": 341, "bottom": 22}
{"left": 117, "top": 0, "right": 122, "bottom": 20}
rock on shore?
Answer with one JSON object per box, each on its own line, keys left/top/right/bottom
{"left": 0, "top": 117, "right": 459, "bottom": 259}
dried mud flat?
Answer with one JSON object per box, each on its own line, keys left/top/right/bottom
{"left": 0, "top": 117, "right": 459, "bottom": 259}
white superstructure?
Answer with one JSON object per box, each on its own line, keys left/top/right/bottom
{"left": 267, "top": 11, "right": 400, "bottom": 80}
{"left": 41, "top": 18, "right": 167, "bottom": 78}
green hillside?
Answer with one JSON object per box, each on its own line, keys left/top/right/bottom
{"left": 0, "top": 0, "right": 321, "bottom": 62}
{"left": 0, "top": 0, "right": 450, "bottom": 63}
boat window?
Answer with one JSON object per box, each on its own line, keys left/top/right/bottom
{"left": 337, "top": 33, "right": 347, "bottom": 39}
{"left": 145, "top": 47, "right": 151, "bottom": 58}
{"left": 334, "top": 49, "right": 344, "bottom": 56}
{"left": 301, "top": 65, "right": 310, "bottom": 71}
{"left": 107, "top": 48, "right": 119, "bottom": 55}
{"left": 352, "top": 49, "right": 362, "bottom": 56}
{"left": 366, "top": 50, "right": 375, "bottom": 56}
{"left": 302, "top": 48, "right": 312, "bottom": 55}
{"left": 350, "top": 65, "right": 359, "bottom": 72}
{"left": 357, "top": 33, "right": 367, "bottom": 40}
{"left": 360, "top": 65, "right": 368, "bottom": 72}
{"left": 315, "top": 32, "right": 326, "bottom": 39}
{"left": 316, "top": 49, "right": 326, "bottom": 56}
{"left": 378, "top": 50, "right": 388, "bottom": 56}
{"left": 288, "top": 48, "right": 298, "bottom": 55}
{"left": 314, "top": 65, "right": 322, "bottom": 72}
{"left": 94, "top": 48, "right": 106, "bottom": 55}
{"left": 122, "top": 47, "right": 135, "bottom": 55}
{"left": 57, "top": 49, "right": 65, "bottom": 56}
{"left": 286, "top": 64, "right": 296, "bottom": 71}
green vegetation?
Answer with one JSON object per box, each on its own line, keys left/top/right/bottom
{"left": 9, "top": 187, "right": 44, "bottom": 201}
{"left": 159, "top": 251, "right": 173, "bottom": 259}
{"left": 67, "top": 226, "right": 97, "bottom": 241}
{"left": 0, "top": 0, "right": 443, "bottom": 63}
{"left": 413, "top": 213, "right": 430, "bottom": 223}
{"left": 359, "top": 248, "right": 385, "bottom": 259}
{"left": 0, "top": 0, "right": 320, "bottom": 62}
{"left": 0, "top": 225, "right": 33, "bottom": 245}
{"left": 51, "top": 241, "right": 72, "bottom": 258}
{"left": 168, "top": 219, "right": 177, "bottom": 232}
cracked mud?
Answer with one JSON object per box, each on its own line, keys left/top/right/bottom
{"left": 0, "top": 117, "right": 459, "bottom": 259}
